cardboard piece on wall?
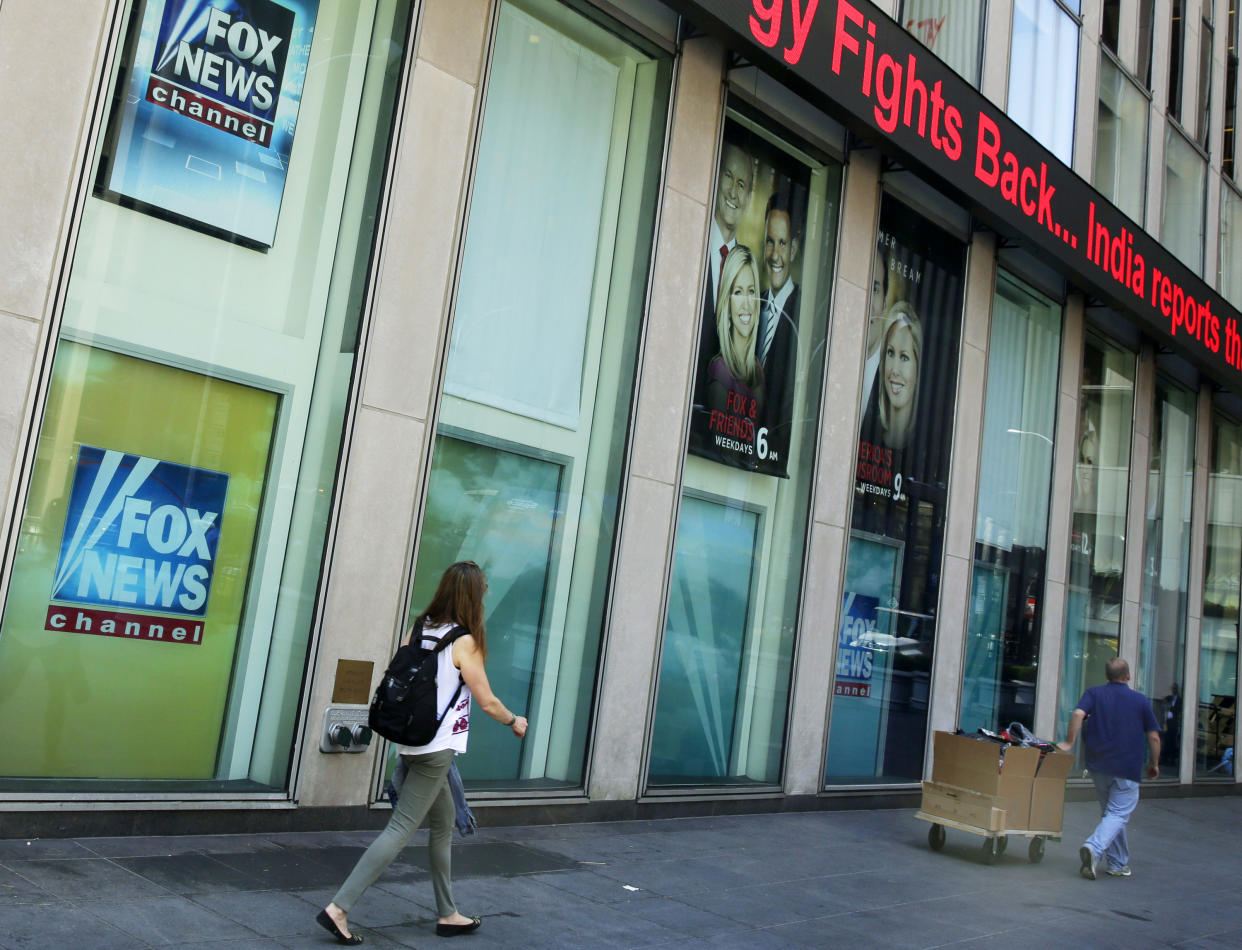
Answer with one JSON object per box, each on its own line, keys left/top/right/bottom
{"left": 332, "top": 660, "right": 375, "bottom": 705}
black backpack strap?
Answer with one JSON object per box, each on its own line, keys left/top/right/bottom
{"left": 429, "top": 624, "right": 468, "bottom": 655}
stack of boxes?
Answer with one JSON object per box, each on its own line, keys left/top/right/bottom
{"left": 921, "top": 731, "right": 1074, "bottom": 834}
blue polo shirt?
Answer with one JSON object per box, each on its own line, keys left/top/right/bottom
{"left": 1078, "top": 682, "right": 1161, "bottom": 781}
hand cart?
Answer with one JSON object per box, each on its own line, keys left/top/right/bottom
{"left": 917, "top": 732, "right": 1074, "bottom": 865}
{"left": 913, "top": 809, "right": 1059, "bottom": 864}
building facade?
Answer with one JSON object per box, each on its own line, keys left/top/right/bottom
{"left": 0, "top": 0, "right": 1239, "bottom": 835}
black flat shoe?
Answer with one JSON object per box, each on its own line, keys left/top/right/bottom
{"left": 317, "top": 909, "right": 364, "bottom": 945}
{"left": 436, "top": 916, "right": 482, "bottom": 937}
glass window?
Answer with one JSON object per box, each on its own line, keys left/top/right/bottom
{"left": 1138, "top": 0, "right": 1157, "bottom": 89}
{"left": 1163, "top": 126, "right": 1207, "bottom": 275}
{"left": 899, "top": 0, "right": 983, "bottom": 84}
{"left": 405, "top": 0, "right": 671, "bottom": 792}
{"left": 1096, "top": 56, "right": 1150, "bottom": 224}
{"left": 1197, "top": 13, "right": 1214, "bottom": 147}
{"left": 1226, "top": 1, "right": 1239, "bottom": 179}
{"left": 825, "top": 197, "right": 966, "bottom": 785}
{"left": 1138, "top": 377, "right": 1195, "bottom": 780}
{"left": 1101, "top": 0, "right": 1119, "bottom": 54}
{"left": 1170, "top": 0, "right": 1186, "bottom": 118}
{"left": 1198, "top": 413, "right": 1242, "bottom": 779}
{"left": 1008, "top": 0, "right": 1079, "bottom": 165}
{"left": 1220, "top": 184, "right": 1242, "bottom": 306}
{"left": 1059, "top": 332, "right": 1136, "bottom": 731}
{"left": 959, "top": 275, "right": 1062, "bottom": 735}
{"left": 0, "top": 0, "right": 413, "bottom": 789}
{"left": 646, "top": 113, "right": 842, "bottom": 789}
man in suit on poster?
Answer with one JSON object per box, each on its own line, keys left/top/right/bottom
{"left": 698, "top": 143, "right": 756, "bottom": 396}
{"left": 757, "top": 191, "right": 802, "bottom": 473}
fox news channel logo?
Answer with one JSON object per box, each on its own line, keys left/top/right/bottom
{"left": 145, "top": 0, "right": 296, "bottom": 145}
{"left": 51, "top": 446, "right": 229, "bottom": 619}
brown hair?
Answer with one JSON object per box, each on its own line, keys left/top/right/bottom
{"left": 417, "top": 560, "right": 487, "bottom": 658}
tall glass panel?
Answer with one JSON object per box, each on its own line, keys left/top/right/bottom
{"left": 1096, "top": 56, "right": 1150, "bottom": 224}
{"left": 1139, "top": 377, "right": 1195, "bottom": 779}
{"left": 960, "top": 275, "right": 1061, "bottom": 735}
{"left": 1059, "top": 332, "right": 1136, "bottom": 730}
{"left": 1219, "top": 185, "right": 1242, "bottom": 308}
{"left": 647, "top": 111, "right": 841, "bottom": 788}
{"left": 1198, "top": 414, "right": 1242, "bottom": 778}
{"left": 1170, "top": 0, "right": 1186, "bottom": 118}
{"left": 0, "top": 0, "right": 412, "bottom": 790}
{"left": 826, "top": 197, "right": 965, "bottom": 785}
{"left": 406, "top": 0, "right": 671, "bottom": 791}
{"left": 1163, "top": 126, "right": 1207, "bottom": 275}
{"left": 1009, "top": 0, "right": 1080, "bottom": 165}
{"left": 899, "top": 0, "right": 983, "bottom": 84}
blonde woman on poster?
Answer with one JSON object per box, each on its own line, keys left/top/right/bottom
{"left": 707, "top": 245, "right": 765, "bottom": 425}
{"left": 875, "top": 301, "right": 923, "bottom": 450}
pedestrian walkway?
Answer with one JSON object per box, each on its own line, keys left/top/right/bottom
{"left": 0, "top": 793, "right": 1238, "bottom": 949}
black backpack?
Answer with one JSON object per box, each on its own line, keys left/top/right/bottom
{"left": 368, "top": 620, "right": 468, "bottom": 746}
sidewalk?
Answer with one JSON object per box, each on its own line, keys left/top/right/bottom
{"left": 0, "top": 793, "right": 1238, "bottom": 949}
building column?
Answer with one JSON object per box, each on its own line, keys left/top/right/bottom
{"left": 784, "top": 147, "right": 883, "bottom": 796}
{"left": 586, "top": 36, "right": 726, "bottom": 802}
{"left": 0, "top": 0, "right": 114, "bottom": 567}
{"left": 924, "top": 230, "right": 997, "bottom": 756}
{"left": 297, "top": 0, "right": 496, "bottom": 807}
{"left": 1034, "top": 293, "right": 1086, "bottom": 740}
{"left": 1120, "top": 344, "right": 1156, "bottom": 667}
{"left": 1179, "top": 383, "right": 1212, "bottom": 782}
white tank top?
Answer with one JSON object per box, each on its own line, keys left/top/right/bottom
{"left": 395, "top": 622, "right": 471, "bottom": 756}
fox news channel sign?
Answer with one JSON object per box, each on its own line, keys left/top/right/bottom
{"left": 100, "top": 0, "right": 319, "bottom": 248}
{"left": 45, "top": 446, "right": 229, "bottom": 646}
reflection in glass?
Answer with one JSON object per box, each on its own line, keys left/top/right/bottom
{"left": 648, "top": 496, "right": 760, "bottom": 782}
{"left": 1163, "top": 127, "right": 1207, "bottom": 275}
{"left": 1096, "top": 56, "right": 1149, "bottom": 225}
{"left": 900, "top": 0, "right": 984, "bottom": 84}
{"left": 408, "top": 436, "right": 562, "bottom": 786}
{"left": 827, "top": 533, "right": 903, "bottom": 777}
{"left": 1198, "top": 414, "right": 1241, "bottom": 778}
{"left": 1219, "top": 185, "right": 1242, "bottom": 308}
{"left": 648, "top": 112, "right": 842, "bottom": 788}
{"left": 1059, "top": 333, "right": 1135, "bottom": 732}
{"left": 1009, "top": 0, "right": 1079, "bottom": 164}
{"left": 1139, "top": 378, "right": 1195, "bottom": 779}
{"left": 405, "top": 0, "right": 671, "bottom": 791}
{"left": 960, "top": 275, "right": 1061, "bottom": 735}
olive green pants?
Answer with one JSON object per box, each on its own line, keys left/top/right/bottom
{"left": 332, "top": 747, "right": 457, "bottom": 917}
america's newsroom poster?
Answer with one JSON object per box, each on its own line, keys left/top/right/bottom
{"left": 839, "top": 197, "right": 965, "bottom": 697}
{"left": 97, "top": 0, "right": 318, "bottom": 248}
{"left": 687, "top": 120, "right": 811, "bottom": 477}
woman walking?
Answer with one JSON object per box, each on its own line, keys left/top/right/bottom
{"left": 317, "top": 561, "right": 528, "bottom": 944}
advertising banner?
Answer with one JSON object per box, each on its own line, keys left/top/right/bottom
{"left": 0, "top": 343, "right": 278, "bottom": 779}
{"left": 687, "top": 118, "right": 812, "bottom": 477}
{"left": 98, "top": 0, "right": 319, "bottom": 248}
{"left": 853, "top": 197, "right": 964, "bottom": 529}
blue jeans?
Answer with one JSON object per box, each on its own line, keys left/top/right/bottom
{"left": 1085, "top": 772, "right": 1140, "bottom": 870}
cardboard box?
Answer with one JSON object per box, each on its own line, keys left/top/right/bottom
{"left": 920, "top": 780, "right": 1006, "bottom": 831}
{"left": 931, "top": 731, "right": 1038, "bottom": 830}
{"left": 1027, "top": 748, "right": 1074, "bottom": 832}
